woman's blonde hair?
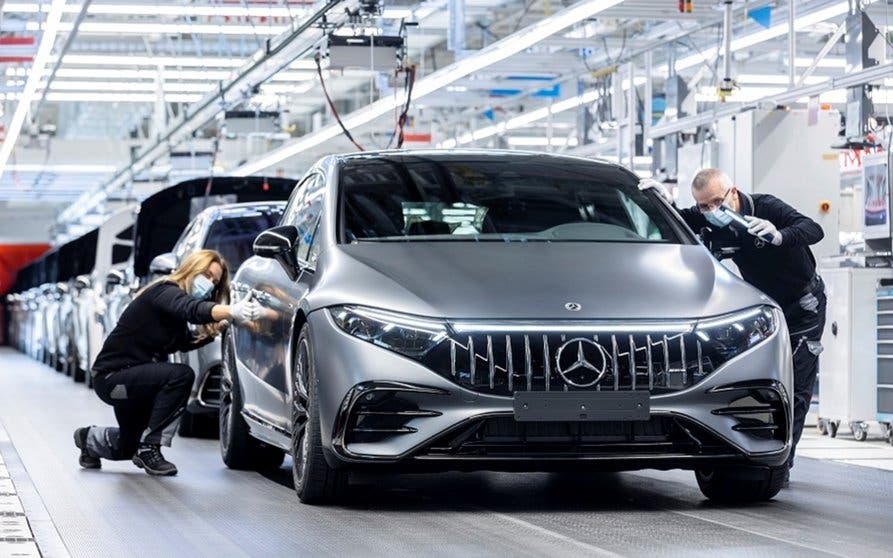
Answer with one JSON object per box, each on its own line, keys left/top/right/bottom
{"left": 142, "top": 249, "right": 231, "bottom": 341}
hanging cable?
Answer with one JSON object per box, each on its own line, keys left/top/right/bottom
{"left": 395, "top": 65, "right": 416, "bottom": 148}
{"left": 315, "top": 51, "right": 365, "bottom": 151}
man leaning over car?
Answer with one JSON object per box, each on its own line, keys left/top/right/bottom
{"left": 640, "top": 168, "right": 826, "bottom": 486}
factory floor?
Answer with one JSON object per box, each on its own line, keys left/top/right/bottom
{"left": 0, "top": 348, "right": 891, "bottom": 558}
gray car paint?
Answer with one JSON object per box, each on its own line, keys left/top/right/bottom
{"left": 229, "top": 150, "right": 792, "bottom": 470}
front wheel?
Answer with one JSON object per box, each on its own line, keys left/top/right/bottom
{"left": 695, "top": 465, "right": 787, "bottom": 503}
{"left": 291, "top": 325, "right": 346, "bottom": 505}
{"left": 219, "top": 331, "right": 284, "bottom": 470}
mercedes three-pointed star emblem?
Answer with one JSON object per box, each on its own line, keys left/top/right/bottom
{"left": 554, "top": 337, "right": 610, "bottom": 388}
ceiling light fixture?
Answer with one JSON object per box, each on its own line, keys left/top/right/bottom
{"left": 0, "top": 0, "right": 66, "bottom": 180}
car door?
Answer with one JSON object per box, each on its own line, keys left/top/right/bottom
{"left": 234, "top": 174, "right": 326, "bottom": 429}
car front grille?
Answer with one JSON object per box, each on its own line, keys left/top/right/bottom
{"left": 421, "top": 331, "right": 716, "bottom": 396}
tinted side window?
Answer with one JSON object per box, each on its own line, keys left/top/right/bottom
{"left": 281, "top": 175, "right": 315, "bottom": 226}
{"left": 284, "top": 175, "right": 326, "bottom": 262}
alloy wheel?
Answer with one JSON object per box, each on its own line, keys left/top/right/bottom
{"left": 291, "top": 337, "right": 311, "bottom": 488}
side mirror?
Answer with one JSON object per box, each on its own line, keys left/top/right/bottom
{"left": 75, "top": 275, "right": 91, "bottom": 290}
{"left": 149, "top": 252, "right": 177, "bottom": 276}
{"left": 106, "top": 269, "right": 125, "bottom": 288}
{"left": 253, "top": 225, "right": 300, "bottom": 279}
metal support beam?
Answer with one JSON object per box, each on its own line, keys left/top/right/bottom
{"left": 448, "top": 0, "right": 466, "bottom": 54}
{"left": 844, "top": 0, "right": 880, "bottom": 141}
{"left": 33, "top": 0, "right": 92, "bottom": 122}
{"left": 643, "top": 49, "right": 653, "bottom": 157}
{"left": 798, "top": 23, "right": 846, "bottom": 86}
{"left": 721, "top": 0, "right": 733, "bottom": 91}
{"left": 627, "top": 61, "right": 636, "bottom": 168}
{"left": 650, "top": 61, "right": 893, "bottom": 138}
{"left": 788, "top": 0, "right": 796, "bottom": 85}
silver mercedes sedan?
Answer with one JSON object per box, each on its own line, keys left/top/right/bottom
{"left": 222, "top": 150, "right": 792, "bottom": 505}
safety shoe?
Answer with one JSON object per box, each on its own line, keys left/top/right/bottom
{"left": 132, "top": 445, "right": 178, "bottom": 476}
{"left": 73, "top": 427, "right": 101, "bottom": 469}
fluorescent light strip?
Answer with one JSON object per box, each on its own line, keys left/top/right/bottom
{"left": 27, "top": 21, "right": 287, "bottom": 36}
{"left": 46, "top": 80, "right": 216, "bottom": 93}
{"left": 506, "top": 136, "right": 579, "bottom": 147}
{"left": 45, "top": 92, "right": 203, "bottom": 103}
{"left": 2, "top": 2, "right": 425, "bottom": 20}
{"left": 6, "top": 164, "right": 117, "bottom": 173}
{"left": 55, "top": 55, "right": 319, "bottom": 72}
{"left": 0, "top": 0, "right": 66, "bottom": 180}
{"left": 48, "top": 68, "right": 315, "bottom": 82}
{"left": 233, "top": 0, "right": 627, "bottom": 176}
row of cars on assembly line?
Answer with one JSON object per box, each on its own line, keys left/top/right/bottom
{"left": 7, "top": 150, "right": 795, "bottom": 505}
{"left": 5, "top": 176, "right": 294, "bottom": 436}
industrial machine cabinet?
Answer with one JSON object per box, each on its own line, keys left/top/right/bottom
{"left": 877, "top": 283, "right": 893, "bottom": 445}
{"left": 818, "top": 267, "right": 893, "bottom": 440}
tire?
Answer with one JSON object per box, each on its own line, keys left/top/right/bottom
{"left": 828, "top": 421, "right": 838, "bottom": 438}
{"left": 219, "top": 331, "right": 284, "bottom": 470}
{"left": 179, "top": 411, "right": 218, "bottom": 438}
{"left": 852, "top": 423, "right": 869, "bottom": 442}
{"left": 695, "top": 465, "right": 787, "bottom": 503}
{"left": 817, "top": 419, "right": 828, "bottom": 436}
{"left": 291, "top": 325, "right": 347, "bottom": 505}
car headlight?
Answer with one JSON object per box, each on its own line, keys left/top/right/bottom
{"left": 694, "top": 305, "right": 778, "bottom": 362}
{"left": 330, "top": 305, "right": 448, "bottom": 358}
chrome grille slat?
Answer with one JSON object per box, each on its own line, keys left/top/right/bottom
{"left": 468, "top": 336, "right": 475, "bottom": 384}
{"left": 506, "top": 335, "right": 514, "bottom": 391}
{"left": 437, "top": 327, "right": 711, "bottom": 395}
{"left": 542, "top": 335, "right": 551, "bottom": 392}
{"left": 612, "top": 335, "right": 619, "bottom": 391}
{"left": 487, "top": 335, "right": 495, "bottom": 389}
{"left": 628, "top": 335, "right": 636, "bottom": 391}
{"left": 646, "top": 334, "right": 653, "bottom": 391}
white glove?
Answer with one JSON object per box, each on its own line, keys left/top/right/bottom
{"left": 230, "top": 299, "right": 261, "bottom": 325}
{"left": 638, "top": 178, "right": 674, "bottom": 204}
{"left": 745, "top": 216, "right": 783, "bottom": 246}
{"left": 799, "top": 292, "right": 819, "bottom": 313}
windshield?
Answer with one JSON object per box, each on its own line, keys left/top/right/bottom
{"left": 203, "top": 208, "right": 284, "bottom": 269}
{"left": 339, "top": 155, "right": 683, "bottom": 243}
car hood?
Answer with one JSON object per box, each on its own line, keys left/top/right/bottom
{"left": 312, "top": 242, "right": 773, "bottom": 320}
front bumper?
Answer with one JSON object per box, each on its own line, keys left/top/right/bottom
{"left": 309, "top": 310, "right": 793, "bottom": 471}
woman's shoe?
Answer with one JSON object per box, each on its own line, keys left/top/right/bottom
{"left": 73, "top": 427, "right": 101, "bottom": 469}
{"left": 132, "top": 445, "right": 178, "bottom": 476}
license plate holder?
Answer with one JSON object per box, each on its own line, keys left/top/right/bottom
{"left": 513, "top": 391, "right": 650, "bottom": 422}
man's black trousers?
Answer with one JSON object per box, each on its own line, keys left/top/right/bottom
{"left": 85, "top": 362, "right": 194, "bottom": 460}
{"left": 784, "top": 277, "right": 827, "bottom": 469}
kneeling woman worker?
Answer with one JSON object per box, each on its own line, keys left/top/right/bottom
{"left": 74, "top": 249, "right": 258, "bottom": 476}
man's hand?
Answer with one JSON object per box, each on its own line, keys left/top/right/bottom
{"left": 638, "top": 178, "right": 673, "bottom": 204}
{"left": 745, "top": 216, "right": 783, "bottom": 246}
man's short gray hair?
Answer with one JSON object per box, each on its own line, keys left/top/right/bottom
{"left": 691, "top": 168, "right": 732, "bottom": 192}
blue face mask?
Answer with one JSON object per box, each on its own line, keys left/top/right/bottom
{"left": 704, "top": 205, "right": 734, "bottom": 228}
{"left": 702, "top": 189, "right": 734, "bottom": 228}
{"left": 191, "top": 275, "right": 215, "bottom": 300}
